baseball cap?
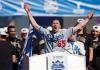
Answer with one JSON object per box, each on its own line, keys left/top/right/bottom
{"left": 92, "top": 25, "right": 100, "bottom": 32}
{"left": 77, "top": 18, "right": 85, "bottom": 23}
{"left": 21, "top": 28, "right": 29, "bottom": 33}
{"left": 0, "top": 28, "right": 7, "bottom": 35}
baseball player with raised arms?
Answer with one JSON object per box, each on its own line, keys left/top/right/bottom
{"left": 23, "top": 3, "right": 93, "bottom": 53}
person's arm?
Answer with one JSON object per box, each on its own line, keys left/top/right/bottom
{"left": 89, "top": 47, "right": 93, "bottom": 62}
{"left": 12, "top": 55, "right": 17, "bottom": 63}
{"left": 24, "top": 3, "right": 41, "bottom": 31}
{"left": 73, "top": 12, "right": 94, "bottom": 32}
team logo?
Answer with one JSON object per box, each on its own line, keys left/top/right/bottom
{"left": 51, "top": 60, "right": 64, "bottom": 70}
{"left": 44, "top": 0, "right": 58, "bottom": 14}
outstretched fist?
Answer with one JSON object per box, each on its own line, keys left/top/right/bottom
{"left": 24, "top": 3, "right": 30, "bottom": 13}
{"left": 87, "top": 12, "right": 94, "bottom": 19}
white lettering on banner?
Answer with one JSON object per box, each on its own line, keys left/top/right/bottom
{"left": 44, "top": 0, "right": 58, "bottom": 14}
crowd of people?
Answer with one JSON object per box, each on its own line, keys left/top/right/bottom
{"left": 0, "top": 3, "right": 100, "bottom": 70}
{"left": 0, "top": 26, "right": 44, "bottom": 70}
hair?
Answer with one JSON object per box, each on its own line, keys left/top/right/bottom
{"left": 50, "top": 18, "right": 63, "bottom": 28}
{"left": 51, "top": 19, "right": 60, "bottom": 24}
{"left": 7, "top": 26, "right": 16, "bottom": 31}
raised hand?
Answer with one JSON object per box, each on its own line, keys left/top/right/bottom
{"left": 87, "top": 12, "right": 94, "bottom": 19}
{"left": 24, "top": 3, "right": 30, "bottom": 13}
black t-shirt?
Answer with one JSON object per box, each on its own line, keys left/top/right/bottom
{"left": 76, "top": 34, "right": 93, "bottom": 65}
{"left": 94, "top": 44, "right": 100, "bottom": 57}
{"left": 0, "top": 40, "right": 16, "bottom": 70}
{"left": 7, "top": 37, "right": 22, "bottom": 61}
{"left": 32, "top": 39, "right": 40, "bottom": 54}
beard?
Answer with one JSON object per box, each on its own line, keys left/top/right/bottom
{"left": 8, "top": 36, "right": 16, "bottom": 42}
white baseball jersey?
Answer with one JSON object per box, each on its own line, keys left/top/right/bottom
{"left": 67, "top": 41, "right": 85, "bottom": 55}
{"left": 39, "top": 27, "right": 74, "bottom": 53}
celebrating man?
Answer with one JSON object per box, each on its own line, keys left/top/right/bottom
{"left": 23, "top": 3, "right": 93, "bottom": 53}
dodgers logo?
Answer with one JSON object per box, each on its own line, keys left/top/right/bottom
{"left": 51, "top": 60, "right": 64, "bottom": 70}
{"left": 73, "top": 45, "right": 80, "bottom": 54}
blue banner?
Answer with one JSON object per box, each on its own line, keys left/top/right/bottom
{"left": 18, "top": 24, "right": 33, "bottom": 70}
{"left": 0, "top": 0, "right": 100, "bottom": 16}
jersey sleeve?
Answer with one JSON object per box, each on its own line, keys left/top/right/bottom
{"left": 66, "top": 27, "right": 74, "bottom": 39}
{"left": 39, "top": 26, "right": 49, "bottom": 35}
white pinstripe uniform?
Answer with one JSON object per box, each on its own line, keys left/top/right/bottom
{"left": 39, "top": 27, "right": 74, "bottom": 53}
{"left": 67, "top": 41, "right": 85, "bottom": 55}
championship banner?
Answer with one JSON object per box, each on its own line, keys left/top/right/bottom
{"left": 29, "top": 51, "right": 86, "bottom": 70}
{"left": 0, "top": 0, "right": 100, "bottom": 16}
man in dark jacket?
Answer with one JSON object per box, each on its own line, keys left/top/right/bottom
{"left": 0, "top": 28, "right": 17, "bottom": 70}
{"left": 7, "top": 26, "right": 22, "bottom": 70}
